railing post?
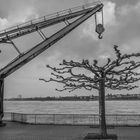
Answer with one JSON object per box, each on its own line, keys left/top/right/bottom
{"left": 21, "top": 114, "right": 23, "bottom": 122}
{"left": 126, "top": 115, "right": 128, "bottom": 126}
{"left": 72, "top": 114, "right": 74, "bottom": 125}
{"left": 35, "top": 114, "right": 37, "bottom": 124}
{"left": 88, "top": 114, "right": 90, "bottom": 125}
{"left": 115, "top": 114, "right": 117, "bottom": 126}
{"left": 11, "top": 113, "right": 14, "bottom": 121}
{"left": 93, "top": 114, "right": 95, "bottom": 125}
{"left": 53, "top": 114, "right": 55, "bottom": 124}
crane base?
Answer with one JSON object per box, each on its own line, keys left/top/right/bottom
{"left": 0, "top": 121, "right": 6, "bottom": 127}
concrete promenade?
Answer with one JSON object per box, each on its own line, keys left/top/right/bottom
{"left": 0, "top": 121, "right": 140, "bottom": 140}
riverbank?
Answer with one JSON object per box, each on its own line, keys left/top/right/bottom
{"left": 0, "top": 121, "right": 140, "bottom": 140}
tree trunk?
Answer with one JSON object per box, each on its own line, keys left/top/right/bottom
{"left": 99, "top": 77, "right": 107, "bottom": 136}
{"left": 0, "top": 78, "right": 4, "bottom": 124}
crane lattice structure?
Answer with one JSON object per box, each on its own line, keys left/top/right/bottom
{"left": 0, "top": 1, "right": 104, "bottom": 125}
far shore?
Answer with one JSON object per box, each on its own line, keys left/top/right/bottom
{"left": 4, "top": 98, "right": 140, "bottom": 101}
{"left": 5, "top": 94, "right": 140, "bottom": 101}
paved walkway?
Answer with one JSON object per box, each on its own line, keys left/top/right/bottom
{"left": 0, "top": 121, "right": 140, "bottom": 140}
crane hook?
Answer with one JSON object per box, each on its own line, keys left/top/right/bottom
{"left": 98, "top": 34, "right": 103, "bottom": 39}
{"left": 95, "top": 24, "right": 105, "bottom": 39}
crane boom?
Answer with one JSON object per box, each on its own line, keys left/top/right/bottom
{"left": 0, "top": 2, "right": 102, "bottom": 43}
{"left": 0, "top": 3, "right": 103, "bottom": 78}
{"left": 0, "top": 2, "right": 104, "bottom": 125}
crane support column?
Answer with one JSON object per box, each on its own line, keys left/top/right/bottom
{"left": 0, "top": 77, "right": 5, "bottom": 126}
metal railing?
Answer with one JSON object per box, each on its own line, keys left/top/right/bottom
{"left": 0, "top": 1, "right": 101, "bottom": 36}
{"left": 3, "top": 112, "right": 140, "bottom": 126}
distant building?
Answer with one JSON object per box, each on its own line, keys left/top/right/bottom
{"left": 17, "top": 94, "right": 22, "bottom": 99}
{"left": 137, "top": 94, "right": 140, "bottom": 99}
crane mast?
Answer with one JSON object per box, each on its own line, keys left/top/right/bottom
{"left": 0, "top": 2, "right": 104, "bottom": 126}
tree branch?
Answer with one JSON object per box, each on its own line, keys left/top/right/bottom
{"left": 39, "top": 61, "right": 100, "bottom": 92}
{"left": 40, "top": 45, "right": 140, "bottom": 93}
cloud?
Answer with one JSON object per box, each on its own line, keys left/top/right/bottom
{"left": 0, "top": 18, "right": 8, "bottom": 30}
{"left": 121, "top": 38, "right": 140, "bottom": 53}
{"left": 109, "top": 0, "right": 139, "bottom": 7}
{"left": 117, "top": 0, "right": 140, "bottom": 16}
{"left": 113, "top": 1, "right": 140, "bottom": 45}
{"left": 99, "top": 53, "right": 111, "bottom": 60}
{"left": 1, "top": 0, "right": 140, "bottom": 97}
{"left": 7, "top": 7, "right": 38, "bottom": 26}
{"left": 103, "top": 1, "right": 116, "bottom": 26}
{"left": 0, "top": 0, "right": 38, "bottom": 30}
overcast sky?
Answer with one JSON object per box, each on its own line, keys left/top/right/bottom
{"left": 0, "top": 0, "right": 140, "bottom": 98}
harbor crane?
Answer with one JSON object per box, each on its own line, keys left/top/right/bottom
{"left": 0, "top": 1, "right": 104, "bottom": 125}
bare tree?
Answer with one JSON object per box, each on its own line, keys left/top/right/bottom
{"left": 40, "top": 45, "right": 140, "bottom": 136}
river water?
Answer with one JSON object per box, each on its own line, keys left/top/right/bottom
{"left": 4, "top": 100, "right": 140, "bottom": 114}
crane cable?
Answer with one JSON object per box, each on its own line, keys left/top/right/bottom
{"left": 95, "top": 8, "right": 105, "bottom": 39}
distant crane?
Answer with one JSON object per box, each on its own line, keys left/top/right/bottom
{"left": 0, "top": 1, "right": 104, "bottom": 125}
